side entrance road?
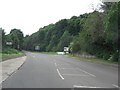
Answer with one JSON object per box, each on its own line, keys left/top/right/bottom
{"left": 0, "top": 56, "right": 27, "bottom": 85}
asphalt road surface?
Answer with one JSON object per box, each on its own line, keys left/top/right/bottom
{"left": 2, "top": 52, "right": 118, "bottom": 88}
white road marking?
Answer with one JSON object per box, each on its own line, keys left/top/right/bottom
{"left": 55, "top": 63, "right": 57, "bottom": 67}
{"left": 62, "top": 74, "right": 89, "bottom": 76}
{"left": 112, "top": 84, "right": 119, "bottom": 88}
{"left": 77, "top": 68, "right": 96, "bottom": 77}
{"left": 32, "top": 56, "right": 35, "bottom": 57}
{"left": 73, "top": 85, "right": 103, "bottom": 88}
{"left": 57, "top": 69, "right": 64, "bottom": 80}
{"left": 59, "top": 68, "right": 76, "bottom": 69}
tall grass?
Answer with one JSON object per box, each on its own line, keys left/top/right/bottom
{"left": 1, "top": 47, "right": 24, "bottom": 60}
{"left": 2, "top": 47, "right": 20, "bottom": 54}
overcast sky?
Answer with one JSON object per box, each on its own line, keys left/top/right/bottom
{"left": 0, "top": 0, "right": 102, "bottom": 36}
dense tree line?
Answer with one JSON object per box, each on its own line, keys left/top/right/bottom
{"left": 23, "top": 14, "right": 89, "bottom": 52}
{"left": 23, "top": 17, "right": 83, "bottom": 52}
{"left": 23, "top": 2, "right": 119, "bottom": 62}
{"left": 71, "top": 2, "right": 119, "bottom": 61}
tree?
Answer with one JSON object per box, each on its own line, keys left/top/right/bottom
{"left": 100, "top": 2, "right": 113, "bottom": 13}
{"left": 103, "top": 2, "right": 119, "bottom": 61}
{"left": 71, "top": 11, "right": 106, "bottom": 58}
{"left": 69, "top": 36, "right": 81, "bottom": 53}
{"left": 46, "top": 19, "right": 68, "bottom": 51}
{"left": 57, "top": 31, "right": 72, "bottom": 51}
{"left": 10, "top": 29, "right": 24, "bottom": 50}
{"left": 67, "top": 16, "right": 81, "bottom": 35}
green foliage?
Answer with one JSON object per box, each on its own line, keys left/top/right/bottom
{"left": 69, "top": 36, "right": 81, "bottom": 53}
{"left": 67, "top": 16, "right": 81, "bottom": 35}
{"left": 2, "top": 47, "right": 20, "bottom": 54}
{"left": 0, "top": 28, "right": 24, "bottom": 55}
{"left": 101, "top": 2, "right": 113, "bottom": 13}
{"left": 70, "top": 3, "right": 119, "bottom": 62}
{"left": 22, "top": 2, "right": 119, "bottom": 62}
{"left": 82, "top": 11, "right": 105, "bottom": 54}
{"left": 1, "top": 52, "right": 23, "bottom": 60}
{"left": 23, "top": 19, "right": 73, "bottom": 52}
{"left": 104, "top": 3, "right": 118, "bottom": 44}
{"left": 103, "top": 2, "right": 119, "bottom": 61}
{"left": 6, "top": 29, "right": 24, "bottom": 50}
{"left": 57, "top": 31, "right": 72, "bottom": 51}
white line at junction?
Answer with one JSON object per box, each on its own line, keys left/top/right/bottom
{"left": 62, "top": 74, "right": 90, "bottom": 76}
{"left": 57, "top": 69, "right": 64, "bottom": 80}
{"left": 73, "top": 85, "right": 104, "bottom": 88}
{"left": 32, "top": 56, "right": 35, "bottom": 58}
{"left": 112, "top": 84, "right": 119, "bottom": 88}
{"left": 59, "top": 68, "right": 76, "bottom": 69}
{"left": 55, "top": 63, "right": 57, "bottom": 67}
{"left": 77, "top": 68, "right": 96, "bottom": 77}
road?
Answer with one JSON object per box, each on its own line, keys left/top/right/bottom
{"left": 2, "top": 52, "right": 118, "bottom": 88}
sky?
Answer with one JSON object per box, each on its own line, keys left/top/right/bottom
{"left": 0, "top": 0, "right": 103, "bottom": 36}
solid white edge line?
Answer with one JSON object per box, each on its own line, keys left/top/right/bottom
{"left": 77, "top": 68, "right": 96, "bottom": 77}
{"left": 112, "top": 84, "right": 119, "bottom": 88}
{"left": 73, "top": 85, "right": 103, "bottom": 88}
{"left": 57, "top": 69, "right": 64, "bottom": 80}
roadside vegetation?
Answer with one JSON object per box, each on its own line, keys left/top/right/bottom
{"left": 0, "top": 47, "right": 24, "bottom": 60}
{"left": 38, "top": 52, "right": 56, "bottom": 55}
{"left": 1, "top": 53, "right": 24, "bottom": 60}
{"left": 26, "top": 50, "right": 57, "bottom": 55}
{"left": 0, "top": 28, "right": 24, "bottom": 60}
{"left": 67, "top": 54, "right": 119, "bottom": 64}
{"left": 23, "top": 2, "right": 119, "bottom": 62}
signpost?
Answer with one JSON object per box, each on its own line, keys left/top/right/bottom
{"left": 6, "top": 42, "right": 12, "bottom": 45}
{"left": 35, "top": 46, "right": 40, "bottom": 51}
{"left": 64, "top": 47, "right": 69, "bottom": 54}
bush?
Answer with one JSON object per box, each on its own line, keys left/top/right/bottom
{"left": 2, "top": 47, "right": 20, "bottom": 54}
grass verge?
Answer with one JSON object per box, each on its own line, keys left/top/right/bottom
{"left": 25, "top": 50, "right": 57, "bottom": 55}
{"left": 23, "top": 51, "right": 118, "bottom": 64}
{"left": 66, "top": 54, "right": 118, "bottom": 64}
{"left": 0, "top": 53, "right": 24, "bottom": 60}
{"left": 40, "top": 52, "right": 57, "bottom": 55}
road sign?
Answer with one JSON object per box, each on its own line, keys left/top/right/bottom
{"left": 6, "top": 42, "right": 12, "bottom": 45}
{"left": 35, "top": 46, "right": 40, "bottom": 50}
{"left": 64, "top": 47, "right": 69, "bottom": 52}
